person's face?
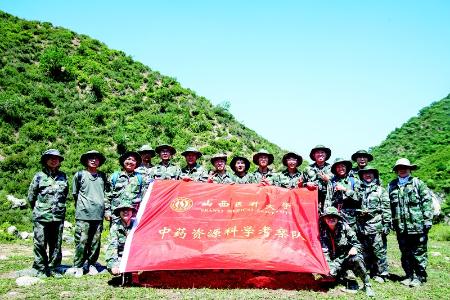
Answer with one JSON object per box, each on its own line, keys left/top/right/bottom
{"left": 159, "top": 148, "right": 172, "bottom": 161}
{"left": 362, "top": 171, "right": 375, "bottom": 183}
{"left": 45, "top": 155, "right": 61, "bottom": 170}
{"left": 258, "top": 155, "right": 269, "bottom": 168}
{"left": 123, "top": 156, "right": 137, "bottom": 172}
{"left": 87, "top": 157, "right": 100, "bottom": 168}
{"left": 185, "top": 153, "right": 198, "bottom": 165}
{"left": 140, "top": 152, "right": 152, "bottom": 162}
{"left": 120, "top": 208, "right": 133, "bottom": 224}
{"left": 214, "top": 159, "right": 226, "bottom": 171}
{"left": 356, "top": 156, "right": 368, "bottom": 168}
{"left": 396, "top": 166, "right": 411, "bottom": 178}
{"left": 286, "top": 157, "right": 298, "bottom": 170}
{"left": 324, "top": 216, "right": 338, "bottom": 229}
{"left": 235, "top": 160, "right": 246, "bottom": 173}
{"left": 313, "top": 150, "right": 326, "bottom": 163}
{"left": 335, "top": 163, "right": 347, "bottom": 177}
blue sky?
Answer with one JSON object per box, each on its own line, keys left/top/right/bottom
{"left": 1, "top": 1, "right": 449, "bottom": 160}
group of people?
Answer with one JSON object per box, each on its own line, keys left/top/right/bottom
{"left": 27, "top": 144, "right": 434, "bottom": 296}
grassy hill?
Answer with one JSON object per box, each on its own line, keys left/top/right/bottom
{"left": 0, "top": 11, "right": 285, "bottom": 227}
{"left": 370, "top": 95, "right": 450, "bottom": 213}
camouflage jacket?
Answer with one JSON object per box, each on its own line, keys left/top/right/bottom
{"left": 136, "top": 163, "right": 154, "bottom": 185}
{"left": 180, "top": 163, "right": 209, "bottom": 182}
{"left": 231, "top": 173, "right": 255, "bottom": 184}
{"left": 105, "top": 171, "right": 143, "bottom": 218}
{"left": 388, "top": 176, "right": 433, "bottom": 234}
{"left": 302, "top": 163, "right": 333, "bottom": 192}
{"left": 355, "top": 181, "right": 391, "bottom": 235}
{"left": 277, "top": 169, "right": 303, "bottom": 189}
{"left": 27, "top": 168, "right": 68, "bottom": 222}
{"left": 320, "top": 219, "right": 361, "bottom": 264}
{"left": 327, "top": 176, "right": 360, "bottom": 227}
{"left": 105, "top": 219, "right": 135, "bottom": 270}
{"left": 210, "top": 171, "right": 235, "bottom": 184}
{"left": 149, "top": 162, "right": 181, "bottom": 180}
{"left": 252, "top": 169, "right": 279, "bottom": 185}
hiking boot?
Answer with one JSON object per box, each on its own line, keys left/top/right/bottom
{"left": 343, "top": 279, "right": 359, "bottom": 294}
{"left": 400, "top": 277, "right": 412, "bottom": 286}
{"left": 88, "top": 265, "right": 99, "bottom": 276}
{"left": 365, "top": 285, "right": 376, "bottom": 297}
{"left": 372, "top": 275, "right": 385, "bottom": 283}
{"left": 409, "top": 277, "right": 422, "bottom": 287}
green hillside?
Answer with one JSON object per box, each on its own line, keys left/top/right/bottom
{"left": 0, "top": 11, "right": 285, "bottom": 226}
{"left": 370, "top": 96, "right": 450, "bottom": 212}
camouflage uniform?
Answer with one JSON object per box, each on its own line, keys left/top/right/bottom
{"left": 252, "top": 169, "right": 280, "bottom": 185}
{"left": 105, "top": 171, "right": 143, "bottom": 219}
{"left": 319, "top": 208, "right": 372, "bottom": 290}
{"left": 329, "top": 176, "right": 360, "bottom": 230}
{"left": 388, "top": 175, "right": 433, "bottom": 282}
{"left": 277, "top": 169, "right": 303, "bottom": 189}
{"left": 149, "top": 162, "right": 181, "bottom": 180}
{"left": 210, "top": 171, "right": 235, "bottom": 184}
{"left": 27, "top": 167, "right": 68, "bottom": 274}
{"left": 355, "top": 177, "right": 391, "bottom": 277}
{"left": 231, "top": 173, "right": 255, "bottom": 184}
{"left": 105, "top": 218, "right": 135, "bottom": 272}
{"left": 302, "top": 163, "right": 333, "bottom": 212}
{"left": 180, "top": 163, "right": 209, "bottom": 182}
{"left": 72, "top": 169, "right": 108, "bottom": 268}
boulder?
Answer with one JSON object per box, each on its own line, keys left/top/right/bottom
{"left": 19, "top": 232, "right": 30, "bottom": 240}
{"left": 7, "top": 226, "right": 18, "bottom": 236}
{"left": 16, "top": 276, "right": 43, "bottom": 287}
{"left": 7, "top": 195, "right": 27, "bottom": 209}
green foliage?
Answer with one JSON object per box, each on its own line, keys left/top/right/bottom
{"left": 370, "top": 96, "right": 450, "bottom": 215}
{"left": 0, "top": 10, "right": 286, "bottom": 231}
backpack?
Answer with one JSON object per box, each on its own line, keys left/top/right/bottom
{"left": 411, "top": 177, "right": 441, "bottom": 217}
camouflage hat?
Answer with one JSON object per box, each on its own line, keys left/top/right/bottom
{"left": 230, "top": 155, "right": 250, "bottom": 173}
{"left": 137, "top": 144, "right": 156, "bottom": 157}
{"left": 392, "top": 158, "right": 418, "bottom": 172}
{"left": 351, "top": 150, "right": 373, "bottom": 162}
{"left": 113, "top": 202, "right": 136, "bottom": 216}
{"left": 40, "top": 149, "right": 64, "bottom": 164}
{"left": 80, "top": 150, "right": 106, "bottom": 167}
{"left": 155, "top": 144, "right": 176, "bottom": 155}
{"left": 330, "top": 158, "right": 352, "bottom": 175}
{"left": 320, "top": 206, "right": 342, "bottom": 220}
{"left": 282, "top": 152, "right": 303, "bottom": 167}
{"left": 252, "top": 149, "right": 274, "bottom": 165}
{"left": 309, "top": 145, "right": 331, "bottom": 161}
{"left": 181, "top": 147, "right": 202, "bottom": 158}
{"left": 210, "top": 153, "right": 228, "bottom": 165}
{"left": 358, "top": 165, "right": 380, "bottom": 180}
{"left": 119, "top": 151, "right": 142, "bottom": 167}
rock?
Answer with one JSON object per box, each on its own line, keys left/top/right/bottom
{"left": 19, "top": 232, "right": 30, "bottom": 240}
{"left": 7, "top": 195, "right": 27, "bottom": 209}
{"left": 63, "top": 221, "right": 73, "bottom": 229}
{"left": 65, "top": 267, "right": 83, "bottom": 278}
{"left": 0, "top": 255, "right": 7, "bottom": 260}
{"left": 431, "top": 251, "right": 441, "bottom": 257}
{"left": 61, "top": 250, "right": 73, "bottom": 257}
{"left": 62, "top": 234, "right": 74, "bottom": 244}
{"left": 60, "top": 291, "right": 72, "bottom": 298}
{"left": 7, "top": 226, "right": 18, "bottom": 236}
{"left": 16, "top": 276, "right": 43, "bottom": 287}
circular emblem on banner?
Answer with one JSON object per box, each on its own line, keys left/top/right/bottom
{"left": 170, "top": 197, "right": 193, "bottom": 212}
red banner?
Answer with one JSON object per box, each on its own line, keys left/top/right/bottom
{"left": 120, "top": 180, "right": 329, "bottom": 275}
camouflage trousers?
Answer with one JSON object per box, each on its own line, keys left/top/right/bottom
{"left": 32, "top": 220, "right": 64, "bottom": 273}
{"left": 396, "top": 231, "right": 428, "bottom": 280}
{"left": 73, "top": 220, "right": 103, "bottom": 268}
{"left": 329, "top": 254, "right": 370, "bottom": 285}
{"left": 358, "top": 232, "right": 388, "bottom": 276}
